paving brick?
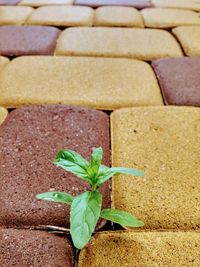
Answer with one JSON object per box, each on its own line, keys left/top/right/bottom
{"left": 152, "top": 0, "right": 200, "bottom": 11}
{"left": 0, "top": 25, "right": 60, "bottom": 56}
{"left": 94, "top": 6, "right": 144, "bottom": 27}
{"left": 55, "top": 27, "right": 183, "bottom": 60}
{"left": 0, "top": 106, "right": 7, "bottom": 124}
{"left": 19, "top": 0, "right": 73, "bottom": 7}
{"left": 0, "top": 6, "right": 33, "bottom": 25}
{"left": 142, "top": 8, "right": 200, "bottom": 28}
{"left": 27, "top": 6, "right": 93, "bottom": 27}
{"left": 0, "top": 0, "right": 21, "bottom": 5}
{"left": 172, "top": 26, "right": 200, "bottom": 57}
{"left": 0, "top": 228, "right": 74, "bottom": 267}
{"left": 0, "top": 56, "right": 9, "bottom": 71}
{"left": 75, "top": 0, "right": 152, "bottom": 9}
{"left": 152, "top": 57, "right": 200, "bottom": 106}
{"left": 111, "top": 107, "right": 200, "bottom": 230}
{"left": 0, "top": 105, "right": 110, "bottom": 229}
{"left": 79, "top": 231, "right": 200, "bottom": 267}
{"left": 0, "top": 56, "right": 163, "bottom": 109}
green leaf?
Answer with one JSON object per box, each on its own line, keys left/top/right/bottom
{"left": 70, "top": 191, "right": 102, "bottom": 249}
{"left": 87, "top": 147, "right": 103, "bottom": 183}
{"left": 97, "top": 165, "right": 144, "bottom": 186}
{"left": 53, "top": 149, "right": 91, "bottom": 184}
{"left": 100, "top": 208, "right": 144, "bottom": 227}
{"left": 36, "top": 191, "right": 73, "bottom": 205}
{"left": 110, "top": 167, "right": 144, "bottom": 176}
{"left": 95, "top": 165, "right": 109, "bottom": 187}
{"left": 90, "top": 147, "right": 103, "bottom": 169}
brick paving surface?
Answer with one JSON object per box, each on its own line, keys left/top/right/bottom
{"left": 0, "top": 1, "right": 200, "bottom": 266}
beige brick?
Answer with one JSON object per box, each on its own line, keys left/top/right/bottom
{"left": 0, "top": 6, "right": 33, "bottom": 25}
{"left": 0, "top": 56, "right": 163, "bottom": 109}
{"left": 0, "top": 56, "right": 9, "bottom": 72}
{"left": 79, "top": 231, "right": 200, "bottom": 267}
{"left": 0, "top": 107, "right": 7, "bottom": 125}
{"left": 111, "top": 107, "right": 200, "bottom": 230}
{"left": 152, "top": 0, "right": 200, "bottom": 11}
{"left": 94, "top": 6, "right": 144, "bottom": 27}
{"left": 27, "top": 6, "right": 93, "bottom": 27}
{"left": 172, "top": 26, "right": 200, "bottom": 56}
{"left": 142, "top": 8, "right": 200, "bottom": 28}
{"left": 55, "top": 27, "right": 183, "bottom": 60}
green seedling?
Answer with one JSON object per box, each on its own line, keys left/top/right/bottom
{"left": 36, "top": 147, "right": 144, "bottom": 249}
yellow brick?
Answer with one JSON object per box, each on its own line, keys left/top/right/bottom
{"left": 172, "top": 26, "right": 200, "bottom": 56}
{"left": 142, "top": 8, "right": 200, "bottom": 28}
{"left": 94, "top": 6, "right": 144, "bottom": 27}
{"left": 0, "top": 56, "right": 9, "bottom": 72}
{"left": 27, "top": 6, "right": 93, "bottom": 27}
{"left": 0, "top": 107, "right": 8, "bottom": 125}
{"left": 0, "top": 56, "right": 163, "bottom": 109}
{"left": 0, "top": 6, "right": 33, "bottom": 25}
{"left": 55, "top": 27, "right": 183, "bottom": 60}
{"left": 152, "top": 0, "right": 200, "bottom": 11}
{"left": 111, "top": 107, "right": 200, "bottom": 230}
{"left": 79, "top": 231, "right": 200, "bottom": 267}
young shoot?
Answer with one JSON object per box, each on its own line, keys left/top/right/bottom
{"left": 36, "top": 147, "right": 144, "bottom": 249}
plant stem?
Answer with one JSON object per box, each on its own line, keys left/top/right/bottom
{"left": 91, "top": 184, "right": 97, "bottom": 191}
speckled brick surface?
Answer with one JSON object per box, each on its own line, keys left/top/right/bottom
{"left": 79, "top": 231, "right": 200, "bottom": 267}
{"left": 55, "top": 27, "right": 183, "bottom": 60}
{"left": 0, "top": 228, "right": 74, "bottom": 267}
{"left": 0, "top": 105, "right": 110, "bottom": 229}
{"left": 152, "top": 57, "right": 200, "bottom": 106}
{"left": 111, "top": 107, "right": 200, "bottom": 230}
{"left": 0, "top": 56, "right": 163, "bottom": 109}
{"left": 0, "top": 26, "right": 60, "bottom": 56}
{"left": 0, "top": 2, "right": 200, "bottom": 265}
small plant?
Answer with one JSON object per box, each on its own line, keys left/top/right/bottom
{"left": 36, "top": 147, "right": 144, "bottom": 249}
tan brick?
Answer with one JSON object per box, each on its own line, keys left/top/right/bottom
{"left": 0, "top": 56, "right": 9, "bottom": 72}
{"left": 55, "top": 27, "right": 183, "bottom": 60}
{"left": 0, "top": 56, "right": 163, "bottom": 109}
{"left": 111, "top": 107, "right": 200, "bottom": 230}
{"left": 173, "top": 26, "right": 200, "bottom": 56}
{"left": 27, "top": 6, "right": 93, "bottom": 27}
{"left": 152, "top": 0, "right": 200, "bottom": 11}
{"left": 142, "top": 8, "right": 200, "bottom": 28}
{"left": 94, "top": 6, "right": 144, "bottom": 27}
{"left": 0, "top": 6, "right": 33, "bottom": 25}
{"left": 79, "top": 231, "right": 200, "bottom": 267}
{"left": 0, "top": 107, "right": 7, "bottom": 124}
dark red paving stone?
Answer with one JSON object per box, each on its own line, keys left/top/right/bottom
{"left": 0, "top": 105, "right": 110, "bottom": 229}
{"left": 74, "top": 0, "right": 153, "bottom": 9}
{"left": 0, "top": 228, "right": 74, "bottom": 267}
{"left": 0, "top": 26, "right": 60, "bottom": 56}
{"left": 0, "top": 0, "right": 21, "bottom": 4}
{"left": 152, "top": 57, "right": 200, "bottom": 107}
